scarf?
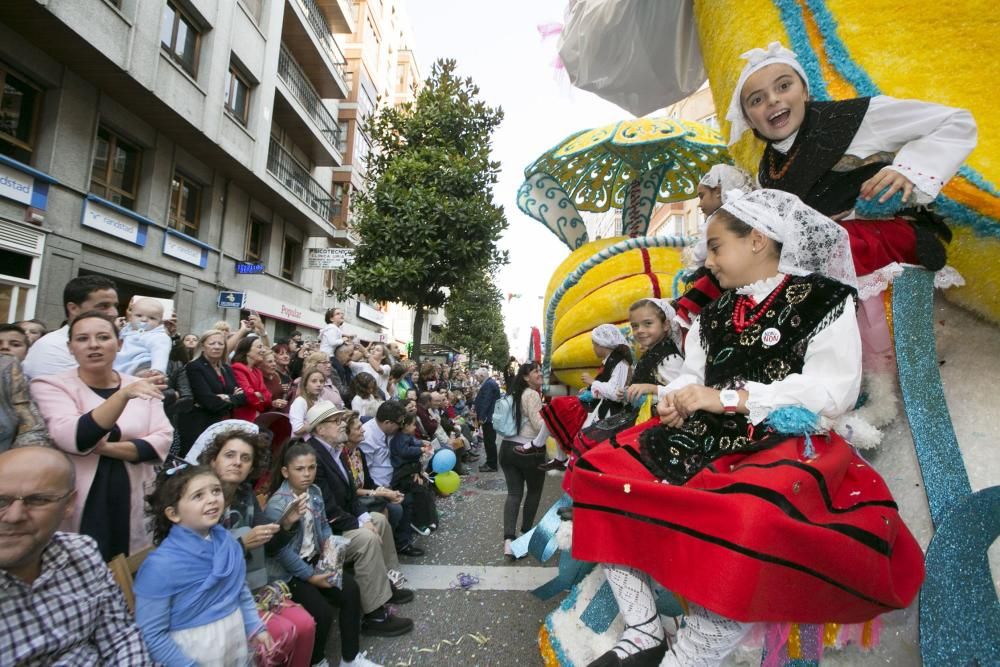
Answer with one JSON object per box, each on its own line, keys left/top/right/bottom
{"left": 133, "top": 523, "right": 247, "bottom": 631}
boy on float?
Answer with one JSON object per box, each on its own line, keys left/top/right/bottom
{"left": 572, "top": 190, "right": 923, "bottom": 667}
{"left": 727, "top": 41, "right": 976, "bottom": 435}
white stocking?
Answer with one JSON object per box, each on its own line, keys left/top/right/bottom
{"left": 659, "top": 604, "right": 752, "bottom": 667}
{"left": 604, "top": 564, "right": 665, "bottom": 657}
{"left": 532, "top": 423, "right": 551, "bottom": 449}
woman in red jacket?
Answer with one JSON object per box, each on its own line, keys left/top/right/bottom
{"left": 230, "top": 336, "right": 272, "bottom": 422}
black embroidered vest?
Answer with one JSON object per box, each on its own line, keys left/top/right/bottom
{"left": 631, "top": 336, "right": 681, "bottom": 385}
{"left": 639, "top": 274, "right": 854, "bottom": 485}
{"left": 758, "top": 98, "right": 886, "bottom": 216}
{"left": 700, "top": 275, "right": 855, "bottom": 389}
{"left": 583, "top": 346, "right": 631, "bottom": 418}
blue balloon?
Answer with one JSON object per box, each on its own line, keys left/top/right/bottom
{"left": 431, "top": 449, "right": 457, "bottom": 474}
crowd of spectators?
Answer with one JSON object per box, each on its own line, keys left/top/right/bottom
{"left": 0, "top": 280, "right": 504, "bottom": 667}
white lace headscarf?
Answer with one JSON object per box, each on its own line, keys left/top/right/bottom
{"left": 591, "top": 323, "right": 627, "bottom": 349}
{"left": 719, "top": 189, "right": 858, "bottom": 289}
{"left": 690, "top": 166, "right": 757, "bottom": 267}
{"left": 725, "top": 42, "right": 810, "bottom": 146}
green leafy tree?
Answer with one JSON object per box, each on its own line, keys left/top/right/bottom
{"left": 344, "top": 59, "right": 507, "bottom": 360}
{"left": 441, "top": 271, "right": 509, "bottom": 368}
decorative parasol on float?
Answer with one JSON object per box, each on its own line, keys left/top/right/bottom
{"left": 517, "top": 116, "right": 729, "bottom": 249}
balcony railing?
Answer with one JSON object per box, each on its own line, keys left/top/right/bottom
{"left": 267, "top": 138, "right": 342, "bottom": 221}
{"left": 278, "top": 45, "right": 343, "bottom": 150}
{"left": 294, "top": 0, "right": 347, "bottom": 78}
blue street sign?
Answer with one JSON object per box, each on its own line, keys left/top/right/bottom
{"left": 217, "top": 291, "right": 246, "bottom": 309}
{"left": 236, "top": 261, "right": 265, "bottom": 274}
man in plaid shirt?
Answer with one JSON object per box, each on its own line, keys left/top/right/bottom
{"left": 0, "top": 447, "right": 150, "bottom": 665}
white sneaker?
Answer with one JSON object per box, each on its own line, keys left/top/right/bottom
{"left": 341, "top": 651, "right": 383, "bottom": 667}
{"left": 312, "top": 660, "right": 330, "bottom": 667}
{"left": 386, "top": 568, "right": 407, "bottom": 587}
{"left": 410, "top": 523, "right": 431, "bottom": 537}
{"left": 504, "top": 538, "right": 514, "bottom": 559}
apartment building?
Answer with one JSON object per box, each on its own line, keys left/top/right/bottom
{"left": 0, "top": 0, "right": 393, "bottom": 341}
{"left": 325, "top": 0, "right": 429, "bottom": 347}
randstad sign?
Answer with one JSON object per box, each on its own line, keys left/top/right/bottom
{"left": 0, "top": 159, "right": 52, "bottom": 209}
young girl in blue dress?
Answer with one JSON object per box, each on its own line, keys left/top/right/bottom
{"left": 134, "top": 463, "right": 272, "bottom": 667}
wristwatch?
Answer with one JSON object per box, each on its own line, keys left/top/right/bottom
{"left": 719, "top": 389, "right": 740, "bottom": 416}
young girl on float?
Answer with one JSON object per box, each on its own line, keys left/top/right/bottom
{"left": 551, "top": 300, "right": 685, "bottom": 507}
{"left": 674, "top": 164, "right": 756, "bottom": 329}
{"left": 134, "top": 464, "right": 274, "bottom": 667}
{"left": 571, "top": 190, "right": 924, "bottom": 667}
{"left": 726, "top": 42, "right": 977, "bottom": 439}
{"left": 515, "top": 324, "right": 633, "bottom": 470}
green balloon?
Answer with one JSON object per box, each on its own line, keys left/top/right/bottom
{"left": 434, "top": 470, "right": 461, "bottom": 495}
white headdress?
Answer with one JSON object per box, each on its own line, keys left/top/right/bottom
{"left": 719, "top": 189, "right": 857, "bottom": 289}
{"left": 725, "top": 42, "right": 810, "bottom": 146}
{"left": 591, "top": 323, "right": 627, "bottom": 349}
{"left": 690, "top": 166, "right": 757, "bottom": 267}
{"left": 650, "top": 299, "right": 684, "bottom": 351}
{"left": 185, "top": 419, "right": 260, "bottom": 465}
{"left": 698, "top": 164, "right": 756, "bottom": 194}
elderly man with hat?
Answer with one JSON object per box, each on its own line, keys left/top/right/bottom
{"left": 303, "top": 402, "right": 415, "bottom": 636}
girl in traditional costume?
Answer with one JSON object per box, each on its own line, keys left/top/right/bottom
{"left": 675, "top": 164, "right": 756, "bottom": 329}
{"left": 728, "top": 42, "right": 977, "bottom": 441}
{"left": 556, "top": 300, "right": 684, "bottom": 492}
{"left": 571, "top": 189, "right": 924, "bottom": 667}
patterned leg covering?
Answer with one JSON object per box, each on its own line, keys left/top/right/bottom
{"left": 604, "top": 564, "right": 666, "bottom": 657}
{"left": 658, "top": 604, "right": 752, "bottom": 667}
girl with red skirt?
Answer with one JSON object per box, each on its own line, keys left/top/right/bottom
{"left": 572, "top": 190, "right": 924, "bottom": 667}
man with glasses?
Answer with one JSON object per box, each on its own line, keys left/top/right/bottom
{"left": 0, "top": 446, "right": 150, "bottom": 664}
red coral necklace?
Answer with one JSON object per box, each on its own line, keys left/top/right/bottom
{"left": 732, "top": 275, "right": 792, "bottom": 333}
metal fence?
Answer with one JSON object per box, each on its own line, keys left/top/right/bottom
{"left": 266, "top": 138, "right": 341, "bottom": 220}
{"left": 277, "top": 45, "right": 343, "bottom": 150}
{"left": 295, "top": 0, "right": 347, "bottom": 78}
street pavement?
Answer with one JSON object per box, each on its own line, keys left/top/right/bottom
{"left": 329, "top": 467, "right": 567, "bottom": 667}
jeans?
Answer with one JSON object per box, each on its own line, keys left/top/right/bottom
{"left": 499, "top": 440, "right": 546, "bottom": 540}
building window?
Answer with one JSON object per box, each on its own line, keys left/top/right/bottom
{"left": 281, "top": 236, "right": 301, "bottom": 280}
{"left": 224, "top": 64, "right": 251, "bottom": 125}
{"left": 90, "top": 126, "right": 141, "bottom": 210}
{"left": 245, "top": 218, "right": 268, "bottom": 262}
{"left": 160, "top": 1, "right": 201, "bottom": 76}
{"left": 168, "top": 171, "right": 202, "bottom": 236}
{"left": 0, "top": 65, "right": 41, "bottom": 165}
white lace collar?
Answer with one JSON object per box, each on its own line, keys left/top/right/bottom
{"left": 773, "top": 133, "right": 798, "bottom": 154}
{"left": 736, "top": 273, "right": 787, "bottom": 299}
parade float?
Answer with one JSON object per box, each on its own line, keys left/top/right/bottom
{"left": 515, "top": 2, "right": 1000, "bottom": 665}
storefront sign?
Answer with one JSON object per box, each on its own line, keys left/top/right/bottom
{"left": 244, "top": 290, "right": 324, "bottom": 330}
{"left": 81, "top": 196, "right": 148, "bottom": 246}
{"left": 306, "top": 247, "right": 354, "bottom": 269}
{"left": 357, "top": 301, "right": 386, "bottom": 326}
{"left": 236, "top": 261, "right": 266, "bottom": 274}
{"left": 0, "top": 157, "right": 53, "bottom": 210}
{"left": 218, "top": 291, "right": 246, "bottom": 309}
{"left": 163, "top": 230, "right": 209, "bottom": 268}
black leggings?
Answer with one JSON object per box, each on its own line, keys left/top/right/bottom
{"left": 499, "top": 440, "right": 546, "bottom": 540}
{"left": 288, "top": 572, "right": 362, "bottom": 662}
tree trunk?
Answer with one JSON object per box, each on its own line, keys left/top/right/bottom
{"left": 411, "top": 304, "right": 424, "bottom": 362}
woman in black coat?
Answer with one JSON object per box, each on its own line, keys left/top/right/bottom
{"left": 177, "top": 329, "right": 247, "bottom": 455}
